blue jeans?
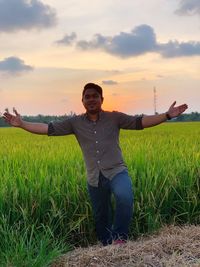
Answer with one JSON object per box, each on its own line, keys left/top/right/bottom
{"left": 87, "top": 170, "right": 133, "bottom": 246}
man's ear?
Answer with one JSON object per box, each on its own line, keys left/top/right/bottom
{"left": 101, "top": 97, "right": 104, "bottom": 103}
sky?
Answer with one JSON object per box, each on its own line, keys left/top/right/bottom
{"left": 0, "top": 0, "right": 199, "bottom": 116}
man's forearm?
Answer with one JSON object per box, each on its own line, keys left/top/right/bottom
{"left": 20, "top": 121, "right": 48, "bottom": 134}
{"left": 142, "top": 113, "right": 168, "bottom": 128}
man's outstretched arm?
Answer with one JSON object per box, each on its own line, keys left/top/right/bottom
{"left": 2, "top": 108, "right": 48, "bottom": 135}
{"left": 142, "top": 101, "right": 188, "bottom": 128}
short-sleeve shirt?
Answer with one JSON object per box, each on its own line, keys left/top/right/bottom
{"left": 48, "top": 110, "right": 143, "bottom": 187}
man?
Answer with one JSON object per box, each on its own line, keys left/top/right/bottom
{"left": 3, "top": 83, "right": 188, "bottom": 246}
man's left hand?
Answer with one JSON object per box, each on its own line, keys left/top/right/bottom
{"left": 167, "top": 101, "right": 188, "bottom": 119}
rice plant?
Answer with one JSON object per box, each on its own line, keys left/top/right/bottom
{"left": 0, "top": 122, "right": 199, "bottom": 266}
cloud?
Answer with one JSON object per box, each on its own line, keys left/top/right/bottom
{"left": 102, "top": 80, "right": 118, "bottom": 85}
{"left": 0, "top": 0, "right": 56, "bottom": 32}
{"left": 61, "top": 98, "right": 68, "bottom": 103}
{"left": 112, "top": 93, "right": 119, "bottom": 96}
{"left": 156, "top": 75, "right": 164, "bottom": 78}
{"left": 56, "top": 32, "right": 77, "bottom": 45}
{"left": 175, "top": 0, "right": 200, "bottom": 16}
{"left": 66, "top": 24, "right": 200, "bottom": 58}
{"left": 158, "top": 41, "right": 200, "bottom": 57}
{"left": 77, "top": 25, "right": 157, "bottom": 58}
{"left": 0, "top": 57, "right": 33, "bottom": 75}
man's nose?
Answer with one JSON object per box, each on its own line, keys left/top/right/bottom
{"left": 88, "top": 97, "right": 96, "bottom": 101}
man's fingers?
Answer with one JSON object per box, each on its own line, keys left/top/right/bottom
{"left": 179, "top": 104, "right": 188, "bottom": 112}
{"left": 13, "top": 107, "right": 19, "bottom": 116}
{"left": 170, "top": 101, "right": 176, "bottom": 109}
{"left": 177, "top": 104, "right": 187, "bottom": 110}
{"left": 3, "top": 113, "right": 11, "bottom": 120}
{"left": 2, "top": 107, "right": 20, "bottom": 118}
{"left": 3, "top": 108, "right": 10, "bottom": 116}
{"left": 2, "top": 113, "right": 10, "bottom": 122}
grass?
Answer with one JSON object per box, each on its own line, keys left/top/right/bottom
{"left": 0, "top": 221, "right": 66, "bottom": 267}
{"left": 0, "top": 122, "right": 199, "bottom": 266}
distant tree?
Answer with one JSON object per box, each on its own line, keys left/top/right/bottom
{"left": 0, "top": 112, "right": 76, "bottom": 127}
{"left": 0, "top": 112, "right": 199, "bottom": 127}
{"left": 174, "top": 112, "right": 200, "bottom": 122}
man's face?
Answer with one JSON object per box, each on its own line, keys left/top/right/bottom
{"left": 82, "top": 88, "right": 103, "bottom": 114}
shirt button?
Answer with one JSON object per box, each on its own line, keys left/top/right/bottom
{"left": 96, "top": 150, "right": 99, "bottom": 153}
{"left": 94, "top": 131, "right": 97, "bottom": 134}
{"left": 96, "top": 141, "right": 98, "bottom": 144}
{"left": 97, "top": 160, "right": 100, "bottom": 164}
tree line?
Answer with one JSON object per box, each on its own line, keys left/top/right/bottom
{"left": 0, "top": 112, "right": 200, "bottom": 127}
{"left": 0, "top": 112, "right": 76, "bottom": 127}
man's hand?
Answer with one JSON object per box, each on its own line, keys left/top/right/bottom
{"left": 142, "top": 101, "right": 188, "bottom": 128}
{"left": 2, "top": 107, "right": 48, "bottom": 134}
{"left": 3, "top": 108, "right": 23, "bottom": 127}
{"left": 167, "top": 101, "right": 188, "bottom": 119}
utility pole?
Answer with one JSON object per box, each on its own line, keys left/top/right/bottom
{"left": 153, "top": 87, "right": 158, "bottom": 115}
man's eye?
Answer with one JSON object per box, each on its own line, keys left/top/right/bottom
{"left": 84, "top": 94, "right": 100, "bottom": 100}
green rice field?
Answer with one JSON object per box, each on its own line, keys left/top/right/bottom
{"left": 0, "top": 122, "right": 200, "bottom": 266}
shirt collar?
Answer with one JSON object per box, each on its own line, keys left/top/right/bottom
{"left": 83, "top": 110, "right": 104, "bottom": 122}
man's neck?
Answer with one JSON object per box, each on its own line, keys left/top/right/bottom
{"left": 87, "top": 110, "right": 101, "bottom": 121}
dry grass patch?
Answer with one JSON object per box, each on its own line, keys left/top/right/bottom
{"left": 51, "top": 225, "right": 200, "bottom": 267}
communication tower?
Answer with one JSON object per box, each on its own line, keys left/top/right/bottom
{"left": 153, "top": 87, "right": 158, "bottom": 114}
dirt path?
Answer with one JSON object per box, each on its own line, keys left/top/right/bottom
{"left": 51, "top": 225, "right": 200, "bottom": 267}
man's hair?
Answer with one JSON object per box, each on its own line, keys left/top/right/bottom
{"left": 82, "top": 83, "right": 103, "bottom": 98}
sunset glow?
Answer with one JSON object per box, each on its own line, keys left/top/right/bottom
{"left": 0, "top": 0, "right": 199, "bottom": 116}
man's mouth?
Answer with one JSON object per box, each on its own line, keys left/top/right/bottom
{"left": 88, "top": 103, "right": 96, "bottom": 107}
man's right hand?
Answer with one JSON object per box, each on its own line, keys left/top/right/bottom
{"left": 3, "top": 108, "right": 23, "bottom": 127}
{"left": 2, "top": 107, "right": 48, "bottom": 134}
